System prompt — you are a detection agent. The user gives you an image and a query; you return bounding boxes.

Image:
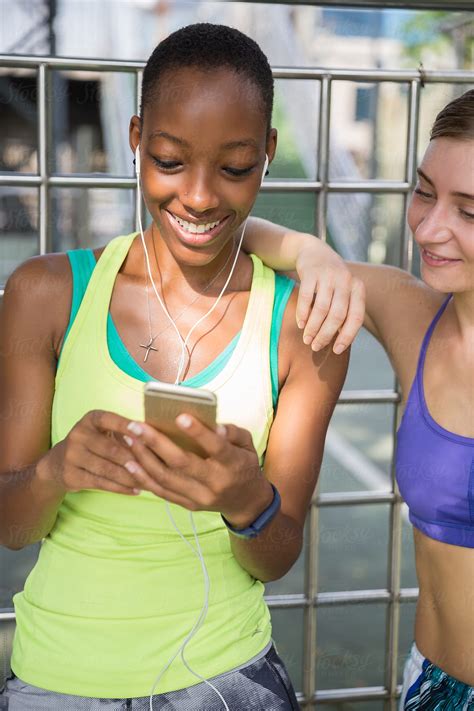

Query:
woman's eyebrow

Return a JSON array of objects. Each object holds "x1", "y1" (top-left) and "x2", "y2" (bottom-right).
[
  {"x1": 147, "y1": 130, "x2": 258, "y2": 152},
  {"x1": 417, "y1": 167, "x2": 474, "y2": 200},
  {"x1": 452, "y1": 190, "x2": 474, "y2": 200},
  {"x1": 221, "y1": 139, "x2": 259, "y2": 150},
  {"x1": 417, "y1": 168, "x2": 434, "y2": 186},
  {"x1": 148, "y1": 130, "x2": 187, "y2": 146}
]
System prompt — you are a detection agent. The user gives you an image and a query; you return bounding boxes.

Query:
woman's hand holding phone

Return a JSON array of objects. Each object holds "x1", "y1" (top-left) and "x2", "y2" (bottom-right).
[
  {"x1": 37, "y1": 409, "x2": 148, "y2": 496},
  {"x1": 35, "y1": 402, "x2": 271, "y2": 525},
  {"x1": 123, "y1": 415, "x2": 273, "y2": 527}
]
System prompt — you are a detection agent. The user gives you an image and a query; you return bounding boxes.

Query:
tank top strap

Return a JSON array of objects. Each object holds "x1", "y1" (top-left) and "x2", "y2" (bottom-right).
[
  {"x1": 56, "y1": 232, "x2": 137, "y2": 382},
  {"x1": 416, "y1": 293, "x2": 453, "y2": 383},
  {"x1": 399, "y1": 293, "x2": 452, "y2": 422}
]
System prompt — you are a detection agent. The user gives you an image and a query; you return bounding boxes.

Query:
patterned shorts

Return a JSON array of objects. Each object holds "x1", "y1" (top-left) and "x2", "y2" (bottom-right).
[
  {"x1": 0, "y1": 643, "x2": 300, "y2": 710},
  {"x1": 400, "y1": 641, "x2": 474, "y2": 710}
]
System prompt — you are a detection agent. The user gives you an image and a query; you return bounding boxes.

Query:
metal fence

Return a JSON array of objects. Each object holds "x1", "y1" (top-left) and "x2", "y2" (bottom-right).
[
  {"x1": 237, "y1": 0, "x2": 473, "y2": 7},
  {"x1": 0, "y1": 53, "x2": 472, "y2": 710}
]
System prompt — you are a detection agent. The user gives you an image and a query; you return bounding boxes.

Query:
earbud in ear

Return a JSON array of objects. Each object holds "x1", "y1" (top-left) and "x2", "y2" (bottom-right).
[
  {"x1": 134, "y1": 144, "x2": 140, "y2": 175},
  {"x1": 261, "y1": 154, "x2": 269, "y2": 185}
]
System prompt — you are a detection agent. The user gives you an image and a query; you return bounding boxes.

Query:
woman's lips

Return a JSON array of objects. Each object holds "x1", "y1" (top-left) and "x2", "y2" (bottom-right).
[
  {"x1": 165, "y1": 210, "x2": 231, "y2": 246},
  {"x1": 420, "y1": 247, "x2": 462, "y2": 268}
]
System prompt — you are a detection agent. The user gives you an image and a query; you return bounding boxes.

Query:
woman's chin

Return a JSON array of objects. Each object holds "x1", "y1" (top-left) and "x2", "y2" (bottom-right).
[{"x1": 420, "y1": 263, "x2": 467, "y2": 294}]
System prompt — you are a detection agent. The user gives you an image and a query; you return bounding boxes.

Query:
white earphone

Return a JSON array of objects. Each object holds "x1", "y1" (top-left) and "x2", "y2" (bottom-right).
[
  {"x1": 133, "y1": 143, "x2": 268, "y2": 711},
  {"x1": 261, "y1": 152, "x2": 269, "y2": 183}
]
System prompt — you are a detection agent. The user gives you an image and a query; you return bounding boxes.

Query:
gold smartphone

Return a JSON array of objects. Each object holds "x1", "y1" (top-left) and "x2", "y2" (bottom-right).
[{"x1": 144, "y1": 381, "x2": 217, "y2": 457}]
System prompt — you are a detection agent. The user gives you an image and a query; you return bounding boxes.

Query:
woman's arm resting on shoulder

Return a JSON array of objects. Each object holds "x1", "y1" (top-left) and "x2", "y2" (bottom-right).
[
  {"x1": 244, "y1": 217, "x2": 365, "y2": 354},
  {"x1": 226, "y1": 289, "x2": 349, "y2": 582},
  {"x1": 244, "y1": 217, "x2": 427, "y2": 356}
]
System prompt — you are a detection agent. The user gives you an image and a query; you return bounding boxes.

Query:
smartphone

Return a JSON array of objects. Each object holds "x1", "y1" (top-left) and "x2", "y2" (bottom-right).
[{"x1": 144, "y1": 381, "x2": 217, "y2": 457}]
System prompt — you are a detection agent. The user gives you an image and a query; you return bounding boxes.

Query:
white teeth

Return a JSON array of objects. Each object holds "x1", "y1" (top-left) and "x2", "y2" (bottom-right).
[
  {"x1": 171, "y1": 213, "x2": 221, "y2": 234},
  {"x1": 425, "y1": 250, "x2": 446, "y2": 261}
]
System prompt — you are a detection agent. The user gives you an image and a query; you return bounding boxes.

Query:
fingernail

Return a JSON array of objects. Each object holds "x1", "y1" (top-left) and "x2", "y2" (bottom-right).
[
  {"x1": 125, "y1": 461, "x2": 142, "y2": 475},
  {"x1": 123, "y1": 435, "x2": 134, "y2": 447},
  {"x1": 216, "y1": 424, "x2": 227, "y2": 437},
  {"x1": 303, "y1": 335, "x2": 312, "y2": 345},
  {"x1": 312, "y1": 342, "x2": 322, "y2": 352},
  {"x1": 333, "y1": 344, "x2": 346, "y2": 354},
  {"x1": 176, "y1": 414, "x2": 192, "y2": 429},
  {"x1": 127, "y1": 422, "x2": 143, "y2": 436},
  {"x1": 132, "y1": 488, "x2": 142, "y2": 495},
  {"x1": 297, "y1": 320, "x2": 305, "y2": 329}
]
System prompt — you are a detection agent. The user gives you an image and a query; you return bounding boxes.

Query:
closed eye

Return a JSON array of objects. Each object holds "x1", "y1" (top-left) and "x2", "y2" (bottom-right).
[
  {"x1": 152, "y1": 158, "x2": 181, "y2": 170},
  {"x1": 414, "y1": 188, "x2": 433, "y2": 199},
  {"x1": 151, "y1": 157, "x2": 256, "y2": 177},
  {"x1": 224, "y1": 165, "x2": 256, "y2": 177}
]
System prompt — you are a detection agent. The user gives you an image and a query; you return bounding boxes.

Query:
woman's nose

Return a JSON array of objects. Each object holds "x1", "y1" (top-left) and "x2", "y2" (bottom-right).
[
  {"x1": 181, "y1": 171, "x2": 219, "y2": 214},
  {"x1": 415, "y1": 203, "x2": 453, "y2": 243}
]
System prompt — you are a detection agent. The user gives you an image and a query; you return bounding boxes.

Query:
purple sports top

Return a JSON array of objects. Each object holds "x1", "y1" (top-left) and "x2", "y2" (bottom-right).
[{"x1": 396, "y1": 294, "x2": 474, "y2": 548}]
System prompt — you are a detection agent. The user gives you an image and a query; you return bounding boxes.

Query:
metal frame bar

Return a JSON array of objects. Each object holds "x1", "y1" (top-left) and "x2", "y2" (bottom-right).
[
  {"x1": 1, "y1": 52, "x2": 472, "y2": 708},
  {"x1": 232, "y1": 0, "x2": 474, "y2": 9}
]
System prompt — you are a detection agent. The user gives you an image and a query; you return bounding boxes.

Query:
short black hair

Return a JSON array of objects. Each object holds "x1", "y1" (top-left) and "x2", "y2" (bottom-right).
[{"x1": 140, "y1": 23, "x2": 274, "y2": 134}]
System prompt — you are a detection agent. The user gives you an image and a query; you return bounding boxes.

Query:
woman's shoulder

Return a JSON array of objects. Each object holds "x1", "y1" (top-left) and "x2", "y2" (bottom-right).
[
  {"x1": 360, "y1": 268, "x2": 449, "y2": 398},
  {"x1": 3, "y1": 252, "x2": 74, "y2": 359},
  {"x1": 4, "y1": 251, "x2": 72, "y2": 303},
  {"x1": 274, "y1": 283, "x2": 308, "y2": 385},
  {"x1": 4, "y1": 246, "x2": 107, "y2": 363}
]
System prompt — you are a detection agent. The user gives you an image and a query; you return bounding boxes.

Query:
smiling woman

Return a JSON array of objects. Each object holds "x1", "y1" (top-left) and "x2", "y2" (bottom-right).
[
  {"x1": 242, "y1": 88, "x2": 474, "y2": 710},
  {"x1": 0, "y1": 22, "x2": 351, "y2": 711},
  {"x1": 130, "y1": 65, "x2": 276, "y2": 267}
]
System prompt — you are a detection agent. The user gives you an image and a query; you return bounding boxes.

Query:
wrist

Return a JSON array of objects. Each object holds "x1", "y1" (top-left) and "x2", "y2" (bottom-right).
[
  {"x1": 36, "y1": 449, "x2": 67, "y2": 496},
  {"x1": 282, "y1": 230, "x2": 316, "y2": 261},
  {"x1": 295, "y1": 238, "x2": 342, "y2": 272},
  {"x1": 222, "y1": 479, "x2": 276, "y2": 530}
]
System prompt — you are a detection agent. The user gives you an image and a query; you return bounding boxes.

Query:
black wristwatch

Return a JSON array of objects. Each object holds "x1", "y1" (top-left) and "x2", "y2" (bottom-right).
[{"x1": 221, "y1": 484, "x2": 281, "y2": 539}]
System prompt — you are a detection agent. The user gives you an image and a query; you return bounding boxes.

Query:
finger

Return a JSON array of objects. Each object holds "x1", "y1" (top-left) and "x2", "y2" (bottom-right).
[
  {"x1": 309, "y1": 285, "x2": 350, "y2": 352},
  {"x1": 70, "y1": 466, "x2": 140, "y2": 496},
  {"x1": 86, "y1": 430, "x2": 139, "y2": 469},
  {"x1": 85, "y1": 409, "x2": 144, "y2": 440},
  {"x1": 295, "y1": 275, "x2": 318, "y2": 328},
  {"x1": 126, "y1": 428, "x2": 206, "y2": 501},
  {"x1": 125, "y1": 421, "x2": 191, "y2": 469},
  {"x1": 333, "y1": 279, "x2": 366, "y2": 353},
  {"x1": 302, "y1": 280, "x2": 334, "y2": 345},
  {"x1": 213, "y1": 422, "x2": 254, "y2": 451},
  {"x1": 176, "y1": 417, "x2": 255, "y2": 461},
  {"x1": 171, "y1": 413, "x2": 231, "y2": 460},
  {"x1": 123, "y1": 465, "x2": 201, "y2": 510},
  {"x1": 69, "y1": 447, "x2": 143, "y2": 490}
]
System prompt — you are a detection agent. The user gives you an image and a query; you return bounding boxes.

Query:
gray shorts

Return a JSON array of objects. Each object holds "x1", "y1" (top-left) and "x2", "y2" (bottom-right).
[{"x1": 0, "y1": 644, "x2": 300, "y2": 710}]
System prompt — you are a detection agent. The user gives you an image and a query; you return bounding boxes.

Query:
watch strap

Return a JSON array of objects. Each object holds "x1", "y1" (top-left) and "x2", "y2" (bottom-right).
[{"x1": 221, "y1": 483, "x2": 281, "y2": 539}]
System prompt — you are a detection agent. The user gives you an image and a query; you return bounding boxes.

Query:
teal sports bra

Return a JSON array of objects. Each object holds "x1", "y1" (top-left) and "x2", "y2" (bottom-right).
[{"x1": 60, "y1": 249, "x2": 295, "y2": 409}]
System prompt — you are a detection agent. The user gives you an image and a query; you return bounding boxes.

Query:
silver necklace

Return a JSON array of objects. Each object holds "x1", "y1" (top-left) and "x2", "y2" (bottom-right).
[{"x1": 139, "y1": 238, "x2": 235, "y2": 362}]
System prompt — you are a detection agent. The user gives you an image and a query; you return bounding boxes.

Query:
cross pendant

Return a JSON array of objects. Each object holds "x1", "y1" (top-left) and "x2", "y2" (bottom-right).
[{"x1": 139, "y1": 337, "x2": 158, "y2": 363}]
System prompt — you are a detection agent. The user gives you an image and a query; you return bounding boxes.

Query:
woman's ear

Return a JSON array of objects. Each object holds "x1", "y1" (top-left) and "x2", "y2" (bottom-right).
[
  {"x1": 129, "y1": 115, "x2": 141, "y2": 157},
  {"x1": 265, "y1": 127, "x2": 278, "y2": 172}
]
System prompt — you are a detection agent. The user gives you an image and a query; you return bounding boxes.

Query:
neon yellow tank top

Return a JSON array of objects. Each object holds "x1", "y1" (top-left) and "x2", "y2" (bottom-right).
[{"x1": 11, "y1": 232, "x2": 276, "y2": 697}]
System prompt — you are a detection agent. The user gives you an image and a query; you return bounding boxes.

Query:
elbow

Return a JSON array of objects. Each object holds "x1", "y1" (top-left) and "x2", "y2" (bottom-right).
[
  {"x1": 258, "y1": 559, "x2": 299, "y2": 584},
  {"x1": 0, "y1": 524, "x2": 43, "y2": 551},
  {"x1": 0, "y1": 536, "x2": 25, "y2": 552},
  {"x1": 6, "y1": 544, "x2": 25, "y2": 552},
  {"x1": 259, "y1": 535, "x2": 304, "y2": 584},
  {"x1": 258, "y1": 570, "x2": 286, "y2": 584}
]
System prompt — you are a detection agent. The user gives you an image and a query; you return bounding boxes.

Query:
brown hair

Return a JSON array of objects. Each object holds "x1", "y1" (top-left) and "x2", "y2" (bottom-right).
[{"x1": 430, "y1": 88, "x2": 474, "y2": 141}]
